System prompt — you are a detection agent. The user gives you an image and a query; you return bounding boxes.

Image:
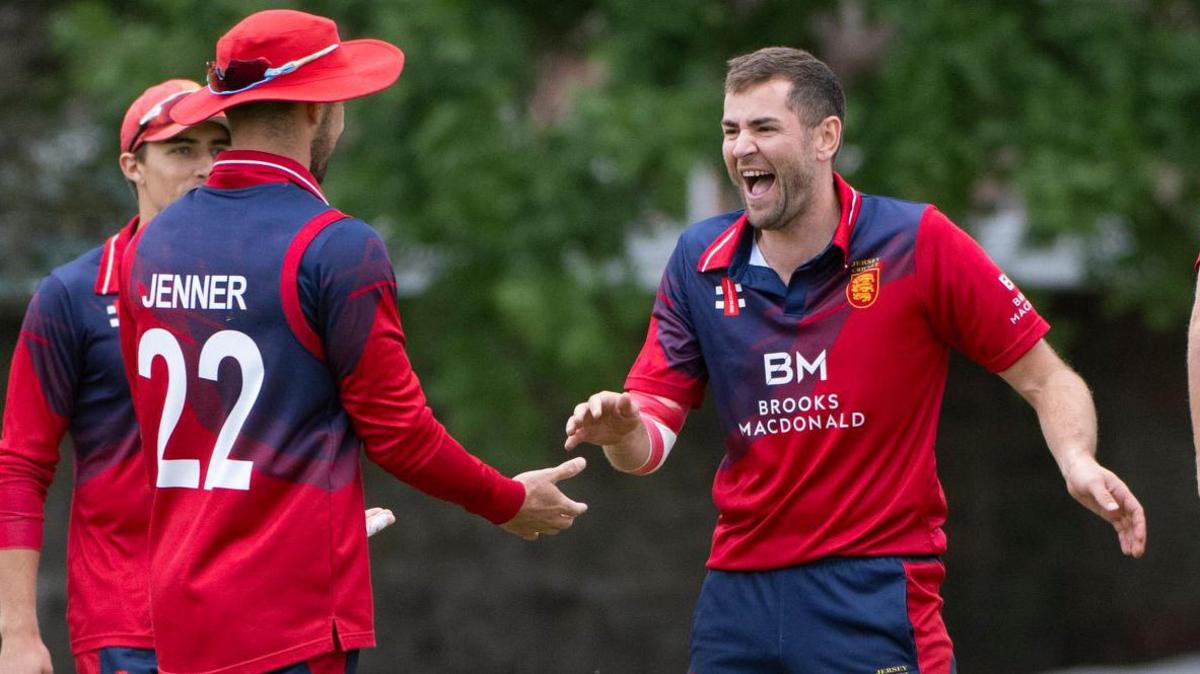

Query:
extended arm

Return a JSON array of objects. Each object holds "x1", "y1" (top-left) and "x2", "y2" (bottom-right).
[
  {"x1": 1187, "y1": 272, "x2": 1200, "y2": 497},
  {"x1": 1000, "y1": 339, "x2": 1146, "y2": 558},
  {"x1": 564, "y1": 390, "x2": 688, "y2": 474},
  {"x1": 309, "y1": 220, "x2": 586, "y2": 541}
]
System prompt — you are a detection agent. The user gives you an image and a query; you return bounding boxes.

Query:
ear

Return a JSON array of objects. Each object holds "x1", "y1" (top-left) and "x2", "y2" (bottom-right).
[
  {"x1": 812, "y1": 116, "x2": 843, "y2": 163},
  {"x1": 119, "y1": 151, "x2": 144, "y2": 184},
  {"x1": 302, "y1": 102, "x2": 326, "y2": 128}
]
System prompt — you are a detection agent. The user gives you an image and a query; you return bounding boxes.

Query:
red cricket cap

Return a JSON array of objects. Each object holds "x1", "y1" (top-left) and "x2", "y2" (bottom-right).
[
  {"x1": 170, "y1": 9, "x2": 404, "y2": 125},
  {"x1": 120, "y1": 79, "x2": 229, "y2": 153}
]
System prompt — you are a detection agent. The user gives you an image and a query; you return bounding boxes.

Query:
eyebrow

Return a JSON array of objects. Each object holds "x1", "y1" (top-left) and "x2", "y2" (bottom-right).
[
  {"x1": 162, "y1": 137, "x2": 199, "y2": 145},
  {"x1": 722, "y1": 116, "x2": 782, "y2": 127}
]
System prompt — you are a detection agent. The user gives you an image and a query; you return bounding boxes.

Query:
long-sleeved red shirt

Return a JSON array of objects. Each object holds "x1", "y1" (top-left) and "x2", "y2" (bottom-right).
[{"x1": 118, "y1": 151, "x2": 524, "y2": 674}]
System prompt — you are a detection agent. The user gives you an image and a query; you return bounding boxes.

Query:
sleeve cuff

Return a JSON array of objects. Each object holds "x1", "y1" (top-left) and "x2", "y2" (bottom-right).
[
  {"x1": 0, "y1": 518, "x2": 43, "y2": 550},
  {"x1": 478, "y1": 477, "x2": 526, "y2": 525}
]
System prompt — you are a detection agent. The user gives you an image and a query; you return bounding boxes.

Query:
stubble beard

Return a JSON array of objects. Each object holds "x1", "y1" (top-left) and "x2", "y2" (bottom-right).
[
  {"x1": 309, "y1": 109, "x2": 336, "y2": 184},
  {"x1": 744, "y1": 159, "x2": 814, "y2": 233}
]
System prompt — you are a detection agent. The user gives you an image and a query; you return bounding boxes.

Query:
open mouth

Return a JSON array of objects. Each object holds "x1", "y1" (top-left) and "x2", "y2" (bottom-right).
[{"x1": 741, "y1": 169, "x2": 776, "y2": 198}]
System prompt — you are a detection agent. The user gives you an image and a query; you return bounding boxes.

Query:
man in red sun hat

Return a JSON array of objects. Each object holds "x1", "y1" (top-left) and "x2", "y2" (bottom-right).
[
  {"x1": 0, "y1": 79, "x2": 227, "y2": 674},
  {"x1": 118, "y1": 10, "x2": 588, "y2": 673}
]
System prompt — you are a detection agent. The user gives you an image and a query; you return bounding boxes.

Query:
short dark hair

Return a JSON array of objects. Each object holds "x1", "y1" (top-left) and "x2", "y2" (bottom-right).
[
  {"x1": 725, "y1": 47, "x2": 845, "y2": 125},
  {"x1": 224, "y1": 100, "x2": 299, "y2": 138}
]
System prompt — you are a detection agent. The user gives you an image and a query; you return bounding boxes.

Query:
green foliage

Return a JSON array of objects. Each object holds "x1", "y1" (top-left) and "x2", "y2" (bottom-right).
[{"x1": 9, "y1": 0, "x2": 1200, "y2": 463}]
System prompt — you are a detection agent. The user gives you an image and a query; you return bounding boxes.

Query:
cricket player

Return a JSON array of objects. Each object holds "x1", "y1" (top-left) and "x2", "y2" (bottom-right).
[
  {"x1": 0, "y1": 79, "x2": 230, "y2": 674},
  {"x1": 118, "y1": 10, "x2": 587, "y2": 673},
  {"x1": 0, "y1": 78, "x2": 396, "y2": 674},
  {"x1": 565, "y1": 47, "x2": 1146, "y2": 674}
]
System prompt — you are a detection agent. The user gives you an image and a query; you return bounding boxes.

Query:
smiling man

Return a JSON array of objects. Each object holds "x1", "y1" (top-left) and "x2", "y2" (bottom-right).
[{"x1": 565, "y1": 47, "x2": 1146, "y2": 674}]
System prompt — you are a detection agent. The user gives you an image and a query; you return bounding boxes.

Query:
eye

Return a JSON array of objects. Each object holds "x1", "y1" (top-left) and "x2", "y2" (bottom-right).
[
  {"x1": 172, "y1": 146, "x2": 193, "y2": 156},
  {"x1": 722, "y1": 127, "x2": 738, "y2": 139}
]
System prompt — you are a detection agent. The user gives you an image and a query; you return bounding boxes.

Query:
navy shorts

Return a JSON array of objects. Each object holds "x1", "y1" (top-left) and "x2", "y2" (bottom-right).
[
  {"x1": 75, "y1": 647, "x2": 157, "y2": 674},
  {"x1": 269, "y1": 650, "x2": 359, "y2": 674},
  {"x1": 688, "y1": 556, "x2": 956, "y2": 674}
]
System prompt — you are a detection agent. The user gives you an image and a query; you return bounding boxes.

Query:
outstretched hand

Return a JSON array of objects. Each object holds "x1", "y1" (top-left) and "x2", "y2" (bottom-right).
[
  {"x1": 501, "y1": 457, "x2": 588, "y2": 541},
  {"x1": 1064, "y1": 457, "x2": 1146, "y2": 558},
  {"x1": 564, "y1": 391, "x2": 642, "y2": 450}
]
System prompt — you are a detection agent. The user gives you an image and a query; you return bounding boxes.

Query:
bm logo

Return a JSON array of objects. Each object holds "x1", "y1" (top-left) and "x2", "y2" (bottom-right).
[{"x1": 763, "y1": 350, "x2": 827, "y2": 386}]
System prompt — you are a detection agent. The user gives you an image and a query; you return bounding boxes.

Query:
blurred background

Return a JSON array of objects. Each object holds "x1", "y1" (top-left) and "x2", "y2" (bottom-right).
[{"x1": 1, "y1": 0, "x2": 1199, "y2": 672}]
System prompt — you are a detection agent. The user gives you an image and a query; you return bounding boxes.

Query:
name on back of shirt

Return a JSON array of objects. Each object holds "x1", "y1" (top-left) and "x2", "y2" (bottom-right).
[{"x1": 140, "y1": 273, "x2": 248, "y2": 310}]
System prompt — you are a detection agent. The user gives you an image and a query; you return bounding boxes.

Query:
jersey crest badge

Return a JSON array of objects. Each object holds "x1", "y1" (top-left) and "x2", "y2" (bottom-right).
[
  {"x1": 846, "y1": 258, "x2": 881, "y2": 309},
  {"x1": 715, "y1": 277, "x2": 744, "y2": 316}
]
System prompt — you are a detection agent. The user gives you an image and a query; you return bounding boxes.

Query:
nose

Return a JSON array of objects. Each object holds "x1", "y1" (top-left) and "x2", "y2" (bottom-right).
[
  {"x1": 197, "y1": 156, "x2": 216, "y2": 179},
  {"x1": 730, "y1": 131, "x2": 757, "y2": 159}
]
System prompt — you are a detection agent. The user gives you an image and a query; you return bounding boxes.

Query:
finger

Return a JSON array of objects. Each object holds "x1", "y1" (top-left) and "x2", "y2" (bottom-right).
[
  {"x1": 548, "y1": 456, "x2": 587, "y2": 483},
  {"x1": 1112, "y1": 487, "x2": 1147, "y2": 558},
  {"x1": 1088, "y1": 481, "x2": 1121, "y2": 514},
  {"x1": 617, "y1": 393, "x2": 638, "y2": 419},
  {"x1": 542, "y1": 518, "x2": 577, "y2": 534},
  {"x1": 564, "y1": 429, "x2": 587, "y2": 451},
  {"x1": 365, "y1": 507, "x2": 382, "y2": 518},
  {"x1": 366, "y1": 508, "x2": 396, "y2": 538},
  {"x1": 589, "y1": 394, "x2": 606, "y2": 419},
  {"x1": 573, "y1": 401, "x2": 591, "y2": 420},
  {"x1": 559, "y1": 498, "x2": 588, "y2": 517}
]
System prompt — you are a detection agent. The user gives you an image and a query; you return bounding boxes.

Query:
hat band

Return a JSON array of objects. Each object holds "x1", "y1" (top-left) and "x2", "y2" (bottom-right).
[
  {"x1": 207, "y1": 43, "x2": 340, "y2": 96},
  {"x1": 127, "y1": 88, "x2": 194, "y2": 152}
]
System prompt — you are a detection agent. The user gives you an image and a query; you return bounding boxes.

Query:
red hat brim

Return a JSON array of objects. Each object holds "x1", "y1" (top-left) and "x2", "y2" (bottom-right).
[{"x1": 171, "y1": 38, "x2": 403, "y2": 125}]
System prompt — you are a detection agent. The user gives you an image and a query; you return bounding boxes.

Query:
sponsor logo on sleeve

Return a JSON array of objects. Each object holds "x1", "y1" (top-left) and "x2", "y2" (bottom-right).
[{"x1": 999, "y1": 273, "x2": 1034, "y2": 325}]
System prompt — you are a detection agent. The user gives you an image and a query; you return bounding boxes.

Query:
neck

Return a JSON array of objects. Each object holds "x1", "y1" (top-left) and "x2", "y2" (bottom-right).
[
  {"x1": 229, "y1": 131, "x2": 312, "y2": 170},
  {"x1": 757, "y1": 173, "x2": 841, "y2": 283},
  {"x1": 136, "y1": 205, "x2": 155, "y2": 229}
]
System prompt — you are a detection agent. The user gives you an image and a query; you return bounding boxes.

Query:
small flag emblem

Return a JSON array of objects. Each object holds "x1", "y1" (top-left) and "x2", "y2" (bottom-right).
[{"x1": 715, "y1": 277, "x2": 745, "y2": 316}]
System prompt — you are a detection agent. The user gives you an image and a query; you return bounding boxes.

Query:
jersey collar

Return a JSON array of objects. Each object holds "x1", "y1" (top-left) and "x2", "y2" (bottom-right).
[
  {"x1": 94, "y1": 216, "x2": 139, "y2": 295},
  {"x1": 696, "y1": 172, "x2": 861, "y2": 273},
  {"x1": 206, "y1": 149, "x2": 330, "y2": 205}
]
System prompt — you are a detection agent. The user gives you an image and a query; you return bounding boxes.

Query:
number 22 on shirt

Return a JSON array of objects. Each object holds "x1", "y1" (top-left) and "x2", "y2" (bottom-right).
[{"x1": 137, "y1": 328, "x2": 262, "y2": 491}]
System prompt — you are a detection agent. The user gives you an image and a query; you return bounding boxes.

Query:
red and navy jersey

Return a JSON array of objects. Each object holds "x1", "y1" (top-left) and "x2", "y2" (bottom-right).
[
  {"x1": 118, "y1": 151, "x2": 524, "y2": 674},
  {"x1": 626, "y1": 174, "x2": 1049, "y2": 571},
  {"x1": 0, "y1": 220, "x2": 154, "y2": 654}
]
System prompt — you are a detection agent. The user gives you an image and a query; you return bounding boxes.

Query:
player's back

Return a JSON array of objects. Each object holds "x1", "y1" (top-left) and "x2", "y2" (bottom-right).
[{"x1": 123, "y1": 171, "x2": 376, "y2": 672}]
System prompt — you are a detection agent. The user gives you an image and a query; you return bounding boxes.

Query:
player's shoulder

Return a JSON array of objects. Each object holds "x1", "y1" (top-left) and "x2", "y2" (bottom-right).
[
  {"x1": 302, "y1": 214, "x2": 389, "y2": 269},
  {"x1": 676, "y1": 209, "x2": 746, "y2": 263},
  {"x1": 45, "y1": 244, "x2": 104, "y2": 298},
  {"x1": 856, "y1": 191, "x2": 931, "y2": 233}
]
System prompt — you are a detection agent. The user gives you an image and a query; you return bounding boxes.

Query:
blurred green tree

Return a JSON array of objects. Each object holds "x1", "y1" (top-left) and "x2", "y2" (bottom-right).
[{"x1": 5, "y1": 0, "x2": 1198, "y2": 464}]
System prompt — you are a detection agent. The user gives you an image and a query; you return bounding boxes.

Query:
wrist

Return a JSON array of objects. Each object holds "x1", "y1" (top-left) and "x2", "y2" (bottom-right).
[
  {"x1": 0, "y1": 617, "x2": 40, "y2": 640},
  {"x1": 1057, "y1": 449, "x2": 1094, "y2": 480}
]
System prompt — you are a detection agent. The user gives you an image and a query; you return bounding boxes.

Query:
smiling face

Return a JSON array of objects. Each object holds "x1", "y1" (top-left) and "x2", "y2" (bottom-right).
[{"x1": 721, "y1": 78, "x2": 821, "y2": 233}]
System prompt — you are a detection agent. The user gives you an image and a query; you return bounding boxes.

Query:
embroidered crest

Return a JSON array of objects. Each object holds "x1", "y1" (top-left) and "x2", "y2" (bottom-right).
[{"x1": 846, "y1": 258, "x2": 882, "y2": 309}]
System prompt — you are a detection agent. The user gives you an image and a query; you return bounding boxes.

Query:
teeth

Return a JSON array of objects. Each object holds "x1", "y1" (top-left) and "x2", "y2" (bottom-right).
[{"x1": 741, "y1": 170, "x2": 770, "y2": 178}]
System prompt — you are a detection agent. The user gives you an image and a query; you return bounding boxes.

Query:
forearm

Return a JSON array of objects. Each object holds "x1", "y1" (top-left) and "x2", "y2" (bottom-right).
[
  {"x1": 1030, "y1": 366, "x2": 1098, "y2": 477},
  {"x1": 0, "y1": 549, "x2": 41, "y2": 639},
  {"x1": 1188, "y1": 297, "x2": 1200, "y2": 464},
  {"x1": 602, "y1": 424, "x2": 653, "y2": 474},
  {"x1": 605, "y1": 391, "x2": 687, "y2": 475}
]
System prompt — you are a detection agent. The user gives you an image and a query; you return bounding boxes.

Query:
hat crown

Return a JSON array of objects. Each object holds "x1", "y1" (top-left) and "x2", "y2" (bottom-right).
[
  {"x1": 216, "y1": 9, "x2": 341, "y2": 68},
  {"x1": 121, "y1": 78, "x2": 204, "y2": 152}
]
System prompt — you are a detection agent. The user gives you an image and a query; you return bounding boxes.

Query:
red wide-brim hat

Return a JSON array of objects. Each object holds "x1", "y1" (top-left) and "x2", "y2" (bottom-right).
[{"x1": 171, "y1": 9, "x2": 404, "y2": 126}]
